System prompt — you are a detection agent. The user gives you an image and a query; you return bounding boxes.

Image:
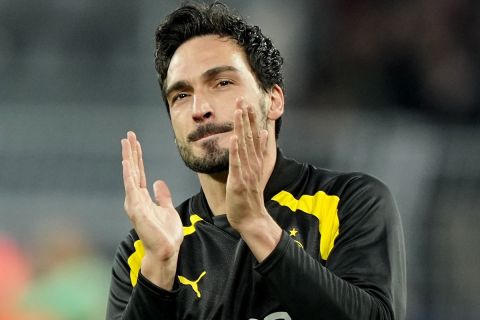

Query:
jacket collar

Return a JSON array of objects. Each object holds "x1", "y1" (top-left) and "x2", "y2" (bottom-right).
[{"x1": 191, "y1": 148, "x2": 305, "y2": 221}]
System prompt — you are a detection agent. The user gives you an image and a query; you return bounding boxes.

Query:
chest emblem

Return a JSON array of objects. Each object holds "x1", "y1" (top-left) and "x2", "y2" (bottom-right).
[
  {"x1": 289, "y1": 228, "x2": 298, "y2": 237},
  {"x1": 178, "y1": 271, "x2": 206, "y2": 298},
  {"x1": 289, "y1": 228, "x2": 304, "y2": 249}
]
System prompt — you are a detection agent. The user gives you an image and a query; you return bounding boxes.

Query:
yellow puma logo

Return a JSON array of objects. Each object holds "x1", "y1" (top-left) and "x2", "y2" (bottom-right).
[{"x1": 178, "y1": 271, "x2": 206, "y2": 298}]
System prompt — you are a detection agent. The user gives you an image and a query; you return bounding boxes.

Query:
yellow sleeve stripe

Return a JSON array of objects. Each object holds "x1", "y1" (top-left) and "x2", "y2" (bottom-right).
[
  {"x1": 127, "y1": 240, "x2": 144, "y2": 287},
  {"x1": 271, "y1": 190, "x2": 340, "y2": 260},
  {"x1": 127, "y1": 214, "x2": 204, "y2": 287}
]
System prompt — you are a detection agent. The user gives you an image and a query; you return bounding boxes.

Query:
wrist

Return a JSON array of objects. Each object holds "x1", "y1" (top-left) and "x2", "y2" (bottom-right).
[
  {"x1": 141, "y1": 252, "x2": 179, "y2": 291},
  {"x1": 237, "y1": 213, "x2": 282, "y2": 263}
]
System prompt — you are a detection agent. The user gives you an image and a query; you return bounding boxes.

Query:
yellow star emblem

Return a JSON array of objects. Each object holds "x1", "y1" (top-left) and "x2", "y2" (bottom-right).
[{"x1": 289, "y1": 228, "x2": 299, "y2": 237}]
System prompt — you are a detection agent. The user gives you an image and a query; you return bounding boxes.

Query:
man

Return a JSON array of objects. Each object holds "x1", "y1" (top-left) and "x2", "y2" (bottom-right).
[{"x1": 106, "y1": 2, "x2": 406, "y2": 320}]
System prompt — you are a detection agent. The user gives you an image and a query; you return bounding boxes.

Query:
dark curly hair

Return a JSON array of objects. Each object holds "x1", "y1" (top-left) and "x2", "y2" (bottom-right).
[{"x1": 154, "y1": 1, "x2": 284, "y2": 138}]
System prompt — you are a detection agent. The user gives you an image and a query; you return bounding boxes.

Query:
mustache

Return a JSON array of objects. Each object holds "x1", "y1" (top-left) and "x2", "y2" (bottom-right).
[{"x1": 187, "y1": 122, "x2": 234, "y2": 142}]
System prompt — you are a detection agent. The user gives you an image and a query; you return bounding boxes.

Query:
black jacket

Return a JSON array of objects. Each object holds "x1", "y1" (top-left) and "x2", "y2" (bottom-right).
[{"x1": 106, "y1": 150, "x2": 406, "y2": 320}]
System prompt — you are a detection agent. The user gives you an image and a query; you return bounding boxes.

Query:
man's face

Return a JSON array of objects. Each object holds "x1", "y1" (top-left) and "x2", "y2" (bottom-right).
[{"x1": 165, "y1": 35, "x2": 268, "y2": 173}]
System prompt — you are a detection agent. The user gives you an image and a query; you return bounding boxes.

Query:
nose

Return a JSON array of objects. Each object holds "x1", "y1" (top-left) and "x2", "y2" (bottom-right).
[{"x1": 191, "y1": 94, "x2": 213, "y2": 122}]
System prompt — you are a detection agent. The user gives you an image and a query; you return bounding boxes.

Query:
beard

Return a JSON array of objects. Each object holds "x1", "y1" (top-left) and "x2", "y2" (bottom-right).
[
  {"x1": 176, "y1": 122, "x2": 232, "y2": 174},
  {"x1": 175, "y1": 99, "x2": 267, "y2": 174}
]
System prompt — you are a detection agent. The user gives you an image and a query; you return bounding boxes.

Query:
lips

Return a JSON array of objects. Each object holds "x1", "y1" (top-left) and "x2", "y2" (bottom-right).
[{"x1": 187, "y1": 123, "x2": 234, "y2": 142}]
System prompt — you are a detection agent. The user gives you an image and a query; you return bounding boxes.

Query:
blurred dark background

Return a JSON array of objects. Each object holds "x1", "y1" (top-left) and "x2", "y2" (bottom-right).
[{"x1": 1, "y1": 0, "x2": 479, "y2": 319}]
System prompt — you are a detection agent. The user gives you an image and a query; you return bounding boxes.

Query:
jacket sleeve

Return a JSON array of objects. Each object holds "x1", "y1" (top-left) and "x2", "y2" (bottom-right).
[
  {"x1": 105, "y1": 231, "x2": 178, "y2": 320},
  {"x1": 255, "y1": 175, "x2": 407, "y2": 320}
]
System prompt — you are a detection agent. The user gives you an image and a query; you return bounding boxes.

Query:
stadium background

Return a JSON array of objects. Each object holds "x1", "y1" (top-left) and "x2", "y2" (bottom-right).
[{"x1": 1, "y1": 0, "x2": 479, "y2": 319}]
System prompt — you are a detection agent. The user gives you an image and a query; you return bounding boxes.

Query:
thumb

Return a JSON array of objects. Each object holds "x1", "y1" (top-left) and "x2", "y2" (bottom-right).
[{"x1": 153, "y1": 180, "x2": 173, "y2": 208}]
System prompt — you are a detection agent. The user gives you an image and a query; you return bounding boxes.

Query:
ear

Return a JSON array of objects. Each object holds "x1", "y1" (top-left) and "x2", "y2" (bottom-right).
[{"x1": 266, "y1": 84, "x2": 284, "y2": 121}]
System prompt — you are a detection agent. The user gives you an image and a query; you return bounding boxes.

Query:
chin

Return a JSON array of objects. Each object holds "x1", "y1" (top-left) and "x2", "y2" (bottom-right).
[{"x1": 177, "y1": 138, "x2": 230, "y2": 173}]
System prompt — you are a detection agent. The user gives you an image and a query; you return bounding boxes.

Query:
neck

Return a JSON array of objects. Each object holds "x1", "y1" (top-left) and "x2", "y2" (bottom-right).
[{"x1": 198, "y1": 133, "x2": 277, "y2": 216}]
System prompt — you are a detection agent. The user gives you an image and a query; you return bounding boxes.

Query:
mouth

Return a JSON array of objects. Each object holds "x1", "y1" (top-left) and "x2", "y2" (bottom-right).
[
  {"x1": 188, "y1": 123, "x2": 234, "y2": 142},
  {"x1": 199, "y1": 130, "x2": 234, "y2": 141}
]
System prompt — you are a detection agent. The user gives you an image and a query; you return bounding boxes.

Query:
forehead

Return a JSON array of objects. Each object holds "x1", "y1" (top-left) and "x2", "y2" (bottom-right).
[{"x1": 166, "y1": 35, "x2": 252, "y2": 85}]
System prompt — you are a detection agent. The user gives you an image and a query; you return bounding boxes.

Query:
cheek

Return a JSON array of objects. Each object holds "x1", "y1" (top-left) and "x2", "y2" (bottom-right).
[
  {"x1": 209, "y1": 91, "x2": 236, "y2": 111},
  {"x1": 170, "y1": 118, "x2": 187, "y2": 141}
]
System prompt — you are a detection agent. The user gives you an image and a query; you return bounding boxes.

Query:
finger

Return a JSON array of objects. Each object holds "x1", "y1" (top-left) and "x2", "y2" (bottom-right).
[
  {"x1": 242, "y1": 105, "x2": 257, "y2": 160},
  {"x1": 242, "y1": 106, "x2": 254, "y2": 151},
  {"x1": 247, "y1": 106, "x2": 261, "y2": 157},
  {"x1": 127, "y1": 131, "x2": 140, "y2": 184},
  {"x1": 122, "y1": 160, "x2": 139, "y2": 206},
  {"x1": 122, "y1": 138, "x2": 135, "y2": 180},
  {"x1": 123, "y1": 137, "x2": 138, "y2": 186},
  {"x1": 122, "y1": 159, "x2": 131, "y2": 193},
  {"x1": 228, "y1": 135, "x2": 242, "y2": 182},
  {"x1": 121, "y1": 138, "x2": 130, "y2": 162},
  {"x1": 137, "y1": 141, "x2": 147, "y2": 189},
  {"x1": 153, "y1": 180, "x2": 174, "y2": 208},
  {"x1": 128, "y1": 131, "x2": 139, "y2": 167},
  {"x1": 234, "y1": 108, "x2": 249, "y2": 168},
  {"x1": 234, "y1": 97, "x2": 246, "y2": 137}
]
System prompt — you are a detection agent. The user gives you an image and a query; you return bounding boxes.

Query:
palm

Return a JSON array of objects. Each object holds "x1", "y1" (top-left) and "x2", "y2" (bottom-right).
[
  {"x1": 131, "y1": 186, "x2": 183, "y2": 258},
  {"x1": 121, "y1": 131, "x2": 183, "y2": 261}
]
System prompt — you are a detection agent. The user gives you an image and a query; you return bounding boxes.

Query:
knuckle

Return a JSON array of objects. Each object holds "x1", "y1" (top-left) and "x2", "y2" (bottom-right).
[
  {"x1": 129, "y1": 207, "x2": 146, "y2": 224},
  {"x1": 232, "y1": 182, "x2": 247, "y2": 193}
]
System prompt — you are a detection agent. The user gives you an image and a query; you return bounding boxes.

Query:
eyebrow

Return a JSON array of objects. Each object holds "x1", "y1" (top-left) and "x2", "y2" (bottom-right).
[
  {"x1": 165, "y1": 65, "x2": 239, "y2": 100},
  {"x1": 201, "y1": 65, "x2": 239, "y2": 81},
  {"x1": 165, "y1": 80, "x2": 193, "y2": 101}
]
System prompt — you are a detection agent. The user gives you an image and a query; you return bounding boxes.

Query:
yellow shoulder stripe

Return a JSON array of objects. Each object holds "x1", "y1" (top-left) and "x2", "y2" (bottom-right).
[
  {"x1": 127, "y1": 214, "x2": 204, "y2": 287},
  {"x1": 183, "y1": 214, "x2": 204, "y2": 236},
  {"x1": 271, "y1": 190, "x2": 340, "y2": 260}
]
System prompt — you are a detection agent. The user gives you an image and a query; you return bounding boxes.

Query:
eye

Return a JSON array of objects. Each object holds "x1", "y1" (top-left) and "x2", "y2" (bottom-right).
[
  {"x1": 172, "y1": 92, "x2": 189, "y2": 104},
  {"x1": 216, "y1": 79, "x2": 233, "y2": 87}
]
